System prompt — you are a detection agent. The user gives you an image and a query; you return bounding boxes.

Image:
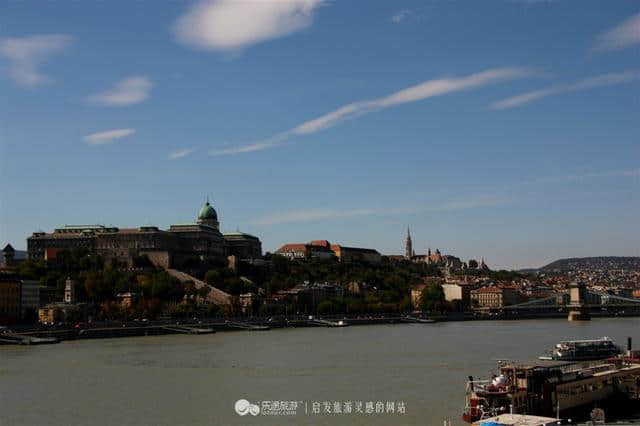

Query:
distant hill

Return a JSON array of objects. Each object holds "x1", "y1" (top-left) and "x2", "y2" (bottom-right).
[{"x1": 540, "y1": 256, "x2": 640, "y2": 272}]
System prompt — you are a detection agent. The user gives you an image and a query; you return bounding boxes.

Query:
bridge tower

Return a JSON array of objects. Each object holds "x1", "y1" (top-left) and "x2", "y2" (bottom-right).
[{"x1": 568, "y1": 282, "x2": 590, "y2": 321}]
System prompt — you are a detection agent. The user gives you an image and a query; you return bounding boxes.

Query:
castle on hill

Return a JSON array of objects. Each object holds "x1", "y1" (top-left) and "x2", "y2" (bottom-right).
[{"x1": 403, "y1": 227, "x2": 489, "y2": 272}]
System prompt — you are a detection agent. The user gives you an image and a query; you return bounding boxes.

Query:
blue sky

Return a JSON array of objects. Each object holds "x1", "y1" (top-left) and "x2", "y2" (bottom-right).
[{"x1": 1, "y1": 0, "x2": 638, "y2": 269}]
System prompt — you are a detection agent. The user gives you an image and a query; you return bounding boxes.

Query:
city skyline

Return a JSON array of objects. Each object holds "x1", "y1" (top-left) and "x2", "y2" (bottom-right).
[{"x1": 1, "y1": 0, "x2": 639, "y2": 269}]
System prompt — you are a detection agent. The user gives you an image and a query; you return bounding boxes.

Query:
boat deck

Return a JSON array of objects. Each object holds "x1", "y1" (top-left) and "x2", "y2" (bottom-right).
[{"x1": 472, "y1": 414, "x2": 559, "y2": 426}]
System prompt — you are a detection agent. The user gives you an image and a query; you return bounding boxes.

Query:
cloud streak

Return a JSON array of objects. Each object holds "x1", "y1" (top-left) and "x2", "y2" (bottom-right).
[
  {"x1": 490, "y1": 88, "x2": 559, "y2": 109},
  {"x1": 168, "y1": 148, "x2": 195, "y2": 160},
  {"x1": 83, "y1": 128, "x2": 136, "y2": 145},
  {"x1": 210, "y1": 67, "x2": 532, "y2": 156},
  {"x1": 173, "y1": 0, "x2": 325, "y2": 51},
  {"x1": 594, "y1": 12, "x2": 640, "y2": 51},
  {"x1": 391, "y1": 10, "x2": 414, "y2": 24},
  {"x1": 0, "y1": 34, "x2": 70, "y2": 87},
  {"x1": 88, "y1": 76, "x2": 152, "y2": 106},
  {"x1": 253, "y1": 166, "x2": 638, "y2": 226},
  {"x1": 520, "y1": 168, "x2": 640, "y2": 187},
  {"x1": 252, "y1": 195, "x2": 508, "y2": 225},
  {"x1": 490, "y1": 70, "x2": 640, "y2": 109},
  {"x1": 557, "y1": 168, "x2": 640, "y2": 182}
]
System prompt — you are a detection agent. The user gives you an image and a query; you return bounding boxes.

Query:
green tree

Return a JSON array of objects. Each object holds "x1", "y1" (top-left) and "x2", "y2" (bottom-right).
[
  {"x1": 40, "y1": 270, "x2": 61, "y2": 288},
  {"x1": 17, "y1": 258, "x2": 47, "y2": 280},
  {"x1": 317, "y1": 300, "x2": 336, "y2": 315},
  {"x1": 84, "y1": 270, "x2": 113, "y2": 301},
  {"x1": 204, "y1": 270, "x2": 221, "y2": 286},
  {"x1": 150, "y1": 271, "x2": 184, "y2": 301},
  {"x1": 171, "y1": 302, "x2": 196, "y2": 318},
  {"x1": 224, "y1": 276, "x2": 245, "y2": 295},
  {"x1": 184, "y1": 280, "x2": 197, "y2": 297},
  {"x1": 419, "y1": 283, "x2": 446, "y2": 312},
  {"x1": 197, "y1": 286, "x2": 211, "y2": 300}
]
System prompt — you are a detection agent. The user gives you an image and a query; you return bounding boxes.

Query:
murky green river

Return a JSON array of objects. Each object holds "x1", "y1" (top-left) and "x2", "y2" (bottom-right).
[{"x1": 2, "y1": 318, "x2": 639, "y2": 425}]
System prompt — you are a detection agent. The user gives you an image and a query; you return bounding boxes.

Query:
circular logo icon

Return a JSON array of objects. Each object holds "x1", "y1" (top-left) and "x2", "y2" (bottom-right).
[
  {"x1": 235, "y1": 399, "x2": 259, "y2": 416},
  {"x1": 249, "y1": 404, "x2": 260, "y2": 416}
]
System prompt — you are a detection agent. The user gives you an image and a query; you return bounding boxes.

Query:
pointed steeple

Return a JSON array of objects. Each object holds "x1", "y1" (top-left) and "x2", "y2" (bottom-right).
[
  {"x1": 480, "y1": 257, "x2": 487, "y2": 270},
  {"x1": 405, "y1": 226, "x2": 413, "y2": 259}
]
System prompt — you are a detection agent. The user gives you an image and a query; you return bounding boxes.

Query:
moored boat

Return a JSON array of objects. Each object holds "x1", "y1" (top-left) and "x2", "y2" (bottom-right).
[
  {"x1": 539, "y1": 337, "x2": 622, "y2": 361},
  {"x1": 463, "y1": 357, "x2": 640, "y2": 423}
]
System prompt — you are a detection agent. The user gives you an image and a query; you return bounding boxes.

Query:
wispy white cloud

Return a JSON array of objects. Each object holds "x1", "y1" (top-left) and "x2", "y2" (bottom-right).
[
  {"x1": 490, "y1": 88, "x2": 559, "y2": 109},
  {"x1": 490, "y1": 70, "x2": 640, "y2": 109},
  {"x1": 168, "y1": 148, "x2": 195, "y2": 160},
  {"x1": 88, "y1": 76, "x2": 152, "y2": 106},
  {"x1": 257, "y1": 168, "x2": 636, "y2": 226},
  {"x1": 0, "y1": 34, "x2": 70, "y2": 87},
  {"x1": 439, "y1": 195, "x2": 510, "y2": 211},
  {"x1": 209, "y1": 141, "x2": 277, "y2": 156},
  {"x1": 83, "y1": 128, "x2": 135, "y2": 145},
  {"x1": 508, "y1": 0, "x2": 557, "y2": 4},
  {"x1": 391, "y1": 10, "x2": 414, "y2": 24},
  {"x1": 568, "y1": 70, "x2": 640, "y2": 90},
  {"x1": 254, "y1": 208, "x2": 378, "y2": 225},
  {"x1": 252, "y1": 195, "x2": 508, "y2": 225},
  {"x1": 173, "y1": 0, "x2": 325, "y2": 51},
  {"x1": 210, "y1": 67, "x2": 532, "y2": 156},
  {"x1": 563, "y1": 168, "x2": 640, "y2": 181},
  {"x1": 594, "y1": 12, "x2": 640, "y2": 51},
  {"x1": 523, "y1": 168, "x2": 640, "y2": 185}
]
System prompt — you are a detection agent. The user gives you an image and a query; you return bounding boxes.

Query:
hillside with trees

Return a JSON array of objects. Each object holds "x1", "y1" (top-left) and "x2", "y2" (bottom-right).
[{"x1": 14, "y1": 248, "x2": 449, "y2": 319}]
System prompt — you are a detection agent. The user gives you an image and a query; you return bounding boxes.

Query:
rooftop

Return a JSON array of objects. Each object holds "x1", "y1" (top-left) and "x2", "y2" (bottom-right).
[
  {"x1": 277, "y1": 243, "x2": 308, "y2": 252},
  {"x1": 331, "y1": 244, "x2": 379, "y2": 254},
  {"x1": 223, "y1": 231, "x2": 259, "y2": 240}
]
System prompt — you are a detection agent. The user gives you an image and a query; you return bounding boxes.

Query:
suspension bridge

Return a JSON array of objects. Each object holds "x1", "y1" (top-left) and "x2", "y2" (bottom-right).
[{"x1": 475, "y1": 283, "x2": 640, "y2": 320}]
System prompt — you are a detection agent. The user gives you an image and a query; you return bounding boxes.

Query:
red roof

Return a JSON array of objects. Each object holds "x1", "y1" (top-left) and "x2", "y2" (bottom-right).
[
  {"x1": 276, "y1": 243, "x2": 308, "y2": 253},
  {"x1": 310, "y1": 240, "x2": 331, "y2": 248}
]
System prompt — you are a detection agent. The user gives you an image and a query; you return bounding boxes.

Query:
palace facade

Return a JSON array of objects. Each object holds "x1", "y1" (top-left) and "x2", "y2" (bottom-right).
[{"x1": 27, "y1": 201, "x2": 262, "y2": 268}]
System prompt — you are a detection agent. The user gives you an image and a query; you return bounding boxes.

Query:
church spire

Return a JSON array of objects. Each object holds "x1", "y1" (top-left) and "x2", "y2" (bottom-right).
[{"x1": 405, "y1": 226, "x2": 413, "y2": 259}]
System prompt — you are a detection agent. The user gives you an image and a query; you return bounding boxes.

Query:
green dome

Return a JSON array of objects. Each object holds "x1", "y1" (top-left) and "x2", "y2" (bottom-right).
[{"x1": 198, "y1": 202, "x2": 217, "y2": 220}]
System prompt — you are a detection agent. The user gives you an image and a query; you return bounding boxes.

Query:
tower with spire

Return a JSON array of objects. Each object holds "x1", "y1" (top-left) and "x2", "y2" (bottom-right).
[{"x1": 405, "y1": 226, "x2": 413, "y2": 259}]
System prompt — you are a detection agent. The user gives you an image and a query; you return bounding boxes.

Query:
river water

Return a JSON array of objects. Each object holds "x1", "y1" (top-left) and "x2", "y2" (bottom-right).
[{"x1": 2, "y1": 318, "x2": 639, "y2": 425}]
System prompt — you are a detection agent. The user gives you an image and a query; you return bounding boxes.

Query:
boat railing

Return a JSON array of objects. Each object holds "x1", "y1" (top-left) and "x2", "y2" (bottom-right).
[
  {"x1": 561, "y1": 361, "x2": 615, "y2": 374},
  {"x1": 466, "y1": 379, "x2": 513, "y2": 394},
  {"x1": 463, "y1": 403, "x2": 501, "y2": 419}
]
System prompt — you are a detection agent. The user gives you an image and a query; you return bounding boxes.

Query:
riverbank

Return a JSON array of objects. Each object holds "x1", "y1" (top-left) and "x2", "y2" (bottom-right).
[
  {"x1": 3, "y1": 315, "x2": 424, "y2": 344},
  {"x1": 4, "y1": 309, "x2": 640, "y2": 345}
]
